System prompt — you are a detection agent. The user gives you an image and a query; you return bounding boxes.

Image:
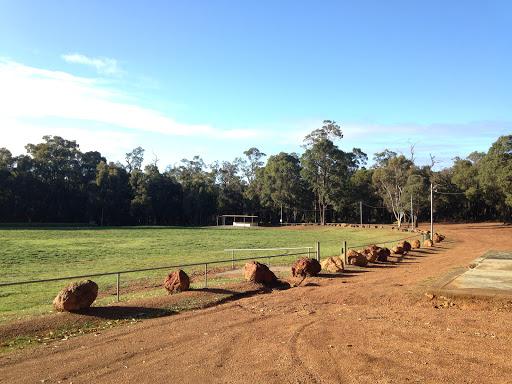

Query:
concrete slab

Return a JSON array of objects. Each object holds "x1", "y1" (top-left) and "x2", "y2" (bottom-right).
[{"x1": 428, "y1": 250, "x2": 512, "y2": 299}]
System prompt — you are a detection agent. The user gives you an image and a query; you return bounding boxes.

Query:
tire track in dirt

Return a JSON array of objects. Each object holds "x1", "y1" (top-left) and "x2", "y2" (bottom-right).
[{"x1": 286, "y1": 320, "x2": 323, "y2": 384}]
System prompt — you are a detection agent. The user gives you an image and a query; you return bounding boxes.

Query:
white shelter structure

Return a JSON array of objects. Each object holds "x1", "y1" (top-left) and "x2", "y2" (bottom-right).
[{"x1": 218, "y1": 215, "x2": 259, "y2": 227}]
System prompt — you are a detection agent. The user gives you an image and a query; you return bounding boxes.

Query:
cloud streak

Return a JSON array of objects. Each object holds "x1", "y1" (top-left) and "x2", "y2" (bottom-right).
[
  {"x1": 0, "y1": 59, "x2": 257, "y2": 139},
  {"x1": 0, "y1": 59, "x2": 509, "y2": 170},
  {"x1": 61, "y1": 53, "x2": 125, "y2": 76}
]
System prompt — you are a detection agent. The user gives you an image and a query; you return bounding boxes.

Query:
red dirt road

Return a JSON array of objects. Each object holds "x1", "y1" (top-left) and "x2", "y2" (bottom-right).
[{"x1": 1, "y1": 223, "x2": 512, "y2": 383}]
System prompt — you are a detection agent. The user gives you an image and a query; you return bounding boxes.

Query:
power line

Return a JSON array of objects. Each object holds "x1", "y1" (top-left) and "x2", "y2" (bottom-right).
[
  {"x1": 361, "y1": 202, "x2": 387, "y2": 209},
  {"x1": 337, "y1": 201, "x2": 361, "y2": 209},
  {"x1": 435, "y1": 191, "x2": 466, "y2": 195}
]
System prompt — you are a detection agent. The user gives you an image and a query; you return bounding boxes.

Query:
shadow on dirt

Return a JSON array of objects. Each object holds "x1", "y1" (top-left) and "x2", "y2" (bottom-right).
[
  {"x1": 71, "y1": 306, "x2": 177, "y2": 320},
  {"x1": 197, "y1": 281, "x2": 292, "y2": 309}
]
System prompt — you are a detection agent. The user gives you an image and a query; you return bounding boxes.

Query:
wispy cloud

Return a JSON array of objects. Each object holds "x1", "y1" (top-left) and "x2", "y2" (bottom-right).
[
  {"x1": 1, "y1": 59, "x2": 508, "y2": 169},
  {"x1": 0, "y1": 117, "x2": 137, "y2": 161},
  {"x1": 0, "y1": 59, "x2": 265, "y2": 164},
  {"x1": 61, "y1": 53, "x2": 125, "y2": 76},
  {"x1": 0, "y1": 59, "x2": 234, "y2": 137}
]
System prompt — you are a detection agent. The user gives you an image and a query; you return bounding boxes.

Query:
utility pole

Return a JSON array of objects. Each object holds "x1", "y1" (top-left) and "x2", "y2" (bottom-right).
[
  {"x1": 430, "y1": 183, "x2": 434, "y2": 238},
  {"x1": 280, "y1": 205, "x2": 283, "y2": 225},
  {"x1": 360, "y1": 201, "x2": 363, "y2": 227},
  {"x1": 411, "y1": 195, "x2": 414, "y2": 230}
]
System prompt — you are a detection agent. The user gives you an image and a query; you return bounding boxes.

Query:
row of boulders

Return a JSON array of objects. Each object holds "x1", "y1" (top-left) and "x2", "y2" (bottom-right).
[
  {"x1": 53, "y1": 232, "x2": 445, "y2": 312},
  {"x1": 52, "y1": 268, "x2": 194, "y2": 312},
  {"x1": 342, "y1": 236, "x2": 439, "y2": 267}
]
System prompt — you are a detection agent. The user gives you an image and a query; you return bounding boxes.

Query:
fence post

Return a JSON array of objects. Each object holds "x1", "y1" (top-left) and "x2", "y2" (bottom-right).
[
  {"x1": 231, "y1": 250, "x2": 234, "y2": 268},
  {"x1": 117, "y1": 273, "x2": 120, "y2": 302},
  {"x1": 204, "y1": 263, "x2": 208, "y2": 288},
  {"x1": 343, "y1": 241, "x2": 347, "y2": 265},
  {"x1": 267, "y1": 256, "x2": 270, "y2": 267},
  {"x1": 315, "y1": 242, "x2": 320, "y2": 261}
]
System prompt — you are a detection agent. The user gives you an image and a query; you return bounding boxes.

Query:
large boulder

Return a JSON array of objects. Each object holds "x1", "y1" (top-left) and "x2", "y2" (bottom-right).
[
  {"x1": 412, "y1": 239, "x2": 421, "y2": 249},
  {"x1": 243, "y1": 261, "x2": 277, "y2": 283},
  {"x1": 53, "y1": 280, "x2": 98, "y2": 312},
  {"x1": 433, "y1": 233, "x2": 445, "y2": 243},
  {"x1": 365, "y1": 245, "x2": 380, "y2": 262},
  {"x1": 424, "y1": 239, "x2": 434, "y2": 247},
  {"x1": 347, "y1": 249, "x2": 368, "y2": 267},
  {"x1": 376, "y1": 246, "x2": 390, "y2": 262},
  {"x1": 391, "y1": 246, "x2": 405, "y2": 255},
  {"x1": 291, "y1": 257, "x2": 321, "y2": 277},
  {"x1": 164, "y1": 269, "x2": 190, "y2": 294},
  {"x1": 320, "y1": 257, "x2": 344, "y2": 273},
  {"x1": 398, "y1": 241, "x2": 412, "y2": 252}
]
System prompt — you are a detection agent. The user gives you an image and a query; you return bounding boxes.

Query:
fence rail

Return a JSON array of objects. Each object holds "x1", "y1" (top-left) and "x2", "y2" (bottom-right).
[
  {"x1": 0, "y1": 248, "x2": 317, "y2": 302},
  {"x1": 1, "y1": 225, "x2": 429, "y2": 305},
  {"x1": 224, "y1": 247, "x2": 315, "y2": 268}
]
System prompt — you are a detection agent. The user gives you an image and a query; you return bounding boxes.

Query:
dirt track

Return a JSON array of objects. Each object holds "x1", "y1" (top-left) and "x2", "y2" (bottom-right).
[{"x1": 1, "y1": 223, "x2": 512, "y2": 383}]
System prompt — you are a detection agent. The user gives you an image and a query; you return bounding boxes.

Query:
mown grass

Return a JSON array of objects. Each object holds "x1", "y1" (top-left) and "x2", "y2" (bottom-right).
[{"x1": 0, "y1": 225, "x2": 417, "y2": 320}]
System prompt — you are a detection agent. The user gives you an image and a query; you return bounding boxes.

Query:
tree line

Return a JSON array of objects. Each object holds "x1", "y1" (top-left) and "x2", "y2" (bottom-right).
[{"x1": 0, "y1": 122, "x2": 510, "y2": 226}]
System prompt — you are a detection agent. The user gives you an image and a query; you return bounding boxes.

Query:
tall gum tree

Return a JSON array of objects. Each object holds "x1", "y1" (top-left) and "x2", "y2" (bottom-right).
[
  {"x1": 372, "y1": 152, "x2": 415, "y2": 228},
  {"x1": 168, "y1": 156, "x2": 218, "y2": 225},
  {"x1": 451, "y1": 152, "x2": 486, "y2": 220},
  {"x1": 479, "y1": 135, "x2": 512, "y2": 222},
  {"x1": 259, "y1": 152, "x2": 305, "y2": 223},
  {"x1": 300, "y1": 120, "x2": 352, "y2": 225}
]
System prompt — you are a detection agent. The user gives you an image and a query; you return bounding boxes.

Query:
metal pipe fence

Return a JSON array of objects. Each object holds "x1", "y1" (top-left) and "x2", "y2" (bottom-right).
[
  {"x1": 1, "y1": 224, "x2": 430, "y2": 307},
  {"x1": 0, "y1": 248, "x2": 317, "y2": 301},
  {"x1": 224, "y1": 247, "x2": 315, "y2": 268}
]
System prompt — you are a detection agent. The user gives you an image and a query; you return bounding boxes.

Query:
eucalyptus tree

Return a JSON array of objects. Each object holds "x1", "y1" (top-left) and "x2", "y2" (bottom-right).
[
  {"x1": 300, "y1": 121, "x2": 355, "y2": 224},
  {"x1": 25, "y1": 135, "x2": 82, "y2": 186},
  {"x1": 479, "y1": 135, "x2": 512, "y2": 222},
  {"x1": 451, "y1": 152, "x2": 486, "y2": 220},
  {"x1": 216, "y1": 159, "x2": 245, "y2": 215},
  {"x1": 125, "y1": 146, "x2": 145, "y2": 173},
  {"x1": 348, "y1": 168, "x2": 381, "y2": 223},
  {"x1": 24, "y1": 135, "x2": 87, "y2": 221},
  {"x1": 302, "y1": 120, "x2": 343, "y2": 147},
  {"x1": 130, "y1": 163, "x2": 182, "y2": 225},
  {"x1": 401, "y1": 173, "x2": 429, "y2": 225},
  {"x1": 168, "y1": 156, "x2": 218, "y2": 225},
  {"x1": 238, "y1": 148, "x2": 266, "y2": 215},
  {"x1": 258, "y1": 152, "x2": 307, "y2": 223},
  {"x1": 95, "y1": 161, "x2": 132, "y2": 225},
  {"x1": 241, "y1": 147, "x2": 266, "y2": 185},
  {"x1": 372, "y1": 152, "x2": 415, "y2": 228},
  {"x1": 0, "y1": 148, "x2": 14, "y2": 220}
]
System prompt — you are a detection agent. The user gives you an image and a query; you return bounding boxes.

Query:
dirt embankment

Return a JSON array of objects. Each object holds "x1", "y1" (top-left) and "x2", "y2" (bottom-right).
[{"x1": 1, "y1": 223, "x2": 512, "y2": 383}]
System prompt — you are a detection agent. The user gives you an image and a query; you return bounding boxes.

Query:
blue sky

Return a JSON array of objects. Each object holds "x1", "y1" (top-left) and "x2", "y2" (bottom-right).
[{"x1": 1, "y1": 1, "x2": 510, "y2": 170}]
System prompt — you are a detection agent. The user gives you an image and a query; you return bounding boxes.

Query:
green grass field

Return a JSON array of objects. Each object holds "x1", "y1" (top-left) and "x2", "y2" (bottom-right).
[{"x1": 0, "y1": 225, "x2": 419, "y2": 321}]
